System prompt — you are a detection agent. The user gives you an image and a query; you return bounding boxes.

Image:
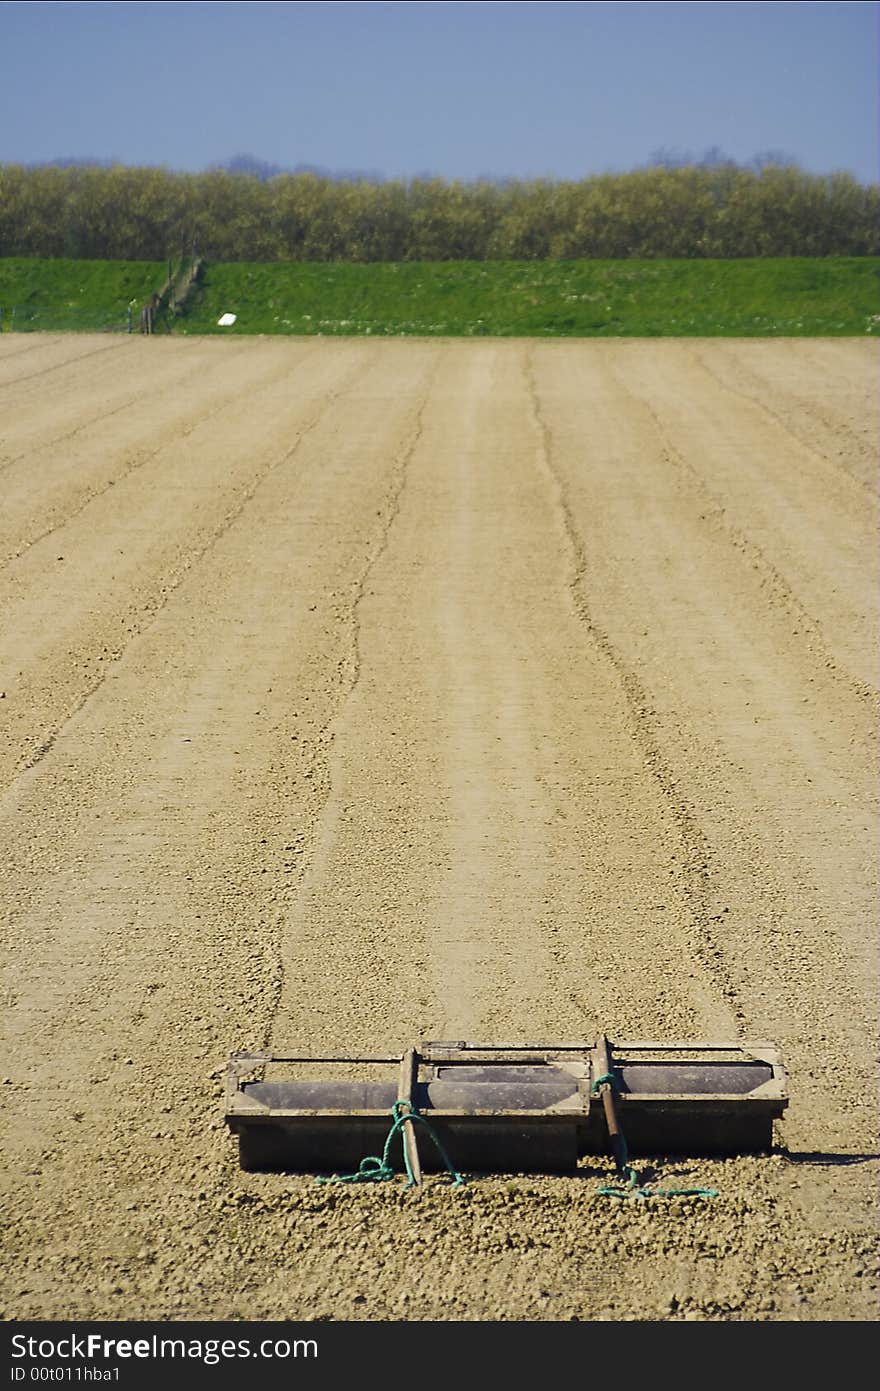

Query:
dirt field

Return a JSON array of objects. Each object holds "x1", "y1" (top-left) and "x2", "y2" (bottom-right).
[{"x1": 0, "y1": 334, "x2": 877, "y2": 1323}]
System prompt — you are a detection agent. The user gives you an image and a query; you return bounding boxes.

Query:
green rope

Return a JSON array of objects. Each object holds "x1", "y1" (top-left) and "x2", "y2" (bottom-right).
[
  {"x1": 317, "y1": 1100, "x2": 464, "y2": 1188},
  {"x1": 591, "y1": 1074, "x2": 718, "y2": 1201}
]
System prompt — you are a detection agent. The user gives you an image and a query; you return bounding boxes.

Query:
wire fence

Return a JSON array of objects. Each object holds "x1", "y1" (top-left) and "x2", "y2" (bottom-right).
[
  {"x1": 2, "y1": 257, "x2": 202, "y2": 334},
  {"x1": 7, "y1": 304, "x2": 134, "y2": 333},
  {"x1": 141, "y1": 256, "x2": 203, "y2": 333}
]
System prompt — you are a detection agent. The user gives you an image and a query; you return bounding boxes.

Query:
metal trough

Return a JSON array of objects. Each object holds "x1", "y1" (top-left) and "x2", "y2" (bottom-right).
[{"x1": 225, "y1": 1036, "x2": 788, "y2": 1175}]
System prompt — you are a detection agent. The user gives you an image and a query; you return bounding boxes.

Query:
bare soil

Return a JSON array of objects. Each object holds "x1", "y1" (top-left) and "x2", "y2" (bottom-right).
[{"x1": 1, "y1": 335, "x2": 877, "y2": 1322}]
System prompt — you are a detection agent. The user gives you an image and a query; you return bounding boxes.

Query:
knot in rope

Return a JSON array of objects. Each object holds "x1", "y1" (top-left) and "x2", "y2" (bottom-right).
[{"x1": 317, "y1": 1099, "x2": 464, "y2": 1188}]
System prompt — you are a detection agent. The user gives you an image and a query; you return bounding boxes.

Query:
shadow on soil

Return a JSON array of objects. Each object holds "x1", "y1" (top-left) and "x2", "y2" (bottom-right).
[{"x1": 779, "y1": 1150, "x2": 879, "y2": 1167}]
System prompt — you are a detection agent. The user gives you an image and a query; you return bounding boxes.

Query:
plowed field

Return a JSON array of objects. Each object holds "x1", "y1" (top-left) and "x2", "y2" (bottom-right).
[{"x1": 1, "y1": 335, "x2": 877, "y2": 1322}]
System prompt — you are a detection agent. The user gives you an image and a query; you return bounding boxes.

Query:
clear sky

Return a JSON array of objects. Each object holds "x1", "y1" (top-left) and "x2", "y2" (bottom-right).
[{"x1": 1, "y1": 0, "x2": 877, "y2": 182}]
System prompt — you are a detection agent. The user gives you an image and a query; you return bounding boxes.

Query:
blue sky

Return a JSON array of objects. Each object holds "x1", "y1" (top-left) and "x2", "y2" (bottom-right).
[{"x1": 1, "y1": 1, "x2": 877, "y2": 182}]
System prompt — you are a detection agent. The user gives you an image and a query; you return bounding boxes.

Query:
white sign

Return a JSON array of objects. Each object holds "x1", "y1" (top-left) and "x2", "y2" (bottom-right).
[{"x1": 217, "y1": 312, "x2": 237, "y2": 326}]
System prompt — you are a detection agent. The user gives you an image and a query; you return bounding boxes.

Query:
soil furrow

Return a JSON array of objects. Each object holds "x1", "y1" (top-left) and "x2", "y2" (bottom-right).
[
  {"x1": 0, "y1": 341, "x2": 321, "y2": 567},
  {"x1": 527, "y1": 341, "x2": 878, "y2": 1160},
  {"x1": 0, "y1": 347, "x2": 372, "y2": 791},
  {"x1": 682, "y1": 340, "x2": 879, "y2": 496},
  {"x1": 0, "y1": 339, "x2": 267, "y2": 482},
  {"x1": 525, "y1": 345, "x2": 745, "y2": 1035},
  {"x1": 607, "y1": 342, "x2": 879, "y2": 691},
  {"x1": 603, "y1": 354, "x2": 879, "y2": 715},
  {"x1": 0, "y1": 336, "x2": 123, "y2": 388}
]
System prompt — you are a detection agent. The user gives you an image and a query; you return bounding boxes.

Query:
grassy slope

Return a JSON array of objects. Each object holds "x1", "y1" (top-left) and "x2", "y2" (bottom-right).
[
  {"x1": 174, "y1": 258, "x2": 880, "y2": 337},
  {"x1": 0, "y1": 256, "x2": 877, "y2": 336},
  {"x1": 0, "y1": 258, "x2": 165, "y2": 328}
]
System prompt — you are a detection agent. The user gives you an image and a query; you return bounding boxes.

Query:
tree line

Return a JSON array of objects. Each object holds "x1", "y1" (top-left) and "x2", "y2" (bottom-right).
[{"x1": 1, "y1": 161, "x2": 876, "y2": 262}]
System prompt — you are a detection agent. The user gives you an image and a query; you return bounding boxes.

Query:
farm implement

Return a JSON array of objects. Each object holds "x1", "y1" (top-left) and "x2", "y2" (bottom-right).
[{"x1": 225, "y1": 1036, "x2": 788, "y2": 1181}]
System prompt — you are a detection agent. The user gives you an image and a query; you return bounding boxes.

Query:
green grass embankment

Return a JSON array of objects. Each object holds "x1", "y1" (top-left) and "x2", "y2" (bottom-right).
[
  {"x1": 1, "y1": 256, "x2": 877, "y2": 336},
  {"x1": 0, "y1": 258, "x2": 164, "y2": 330},
  {"x1": 173, "y1": 257, "x2": 880, "y2": 337}
]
